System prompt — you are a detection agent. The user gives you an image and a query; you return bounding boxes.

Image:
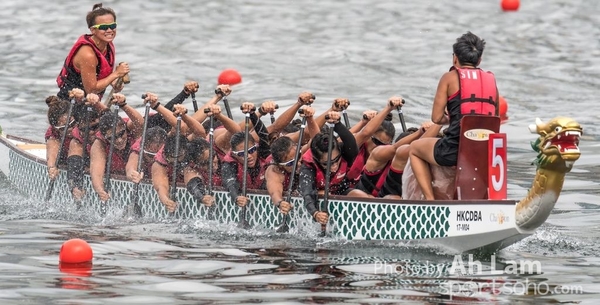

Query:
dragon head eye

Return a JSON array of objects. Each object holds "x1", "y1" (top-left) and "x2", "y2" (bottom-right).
[{"x1": 554, "y1": 126, "x2": 562, "y2": 133}]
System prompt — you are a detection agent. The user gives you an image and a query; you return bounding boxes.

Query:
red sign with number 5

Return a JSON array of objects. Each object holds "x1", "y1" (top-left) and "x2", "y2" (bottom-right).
[{"x1": 488, "y1": 133, "x2": 507, "y2": 199}]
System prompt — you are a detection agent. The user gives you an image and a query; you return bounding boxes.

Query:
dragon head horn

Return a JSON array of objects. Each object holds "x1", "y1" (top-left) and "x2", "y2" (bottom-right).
[{"x1": 529, "y1": 117, "x2": 546, "y2": 135}]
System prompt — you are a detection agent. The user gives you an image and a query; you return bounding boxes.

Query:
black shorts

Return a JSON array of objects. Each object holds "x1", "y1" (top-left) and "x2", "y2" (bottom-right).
[{"x1": 433, "y1": 138, "x2": 458, "y2": 166}]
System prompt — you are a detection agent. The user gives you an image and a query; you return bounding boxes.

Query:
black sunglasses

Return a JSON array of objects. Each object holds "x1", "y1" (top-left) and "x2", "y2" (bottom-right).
[
  {"x1": 91, "y1": 22, "x2": 117, "y2": 31},
  {"x1": 316, "y1": 154, "x2": 341, "y2": 168},
  {"x1": 371, "y1": 136, "x2": 389, "y2": 146}
]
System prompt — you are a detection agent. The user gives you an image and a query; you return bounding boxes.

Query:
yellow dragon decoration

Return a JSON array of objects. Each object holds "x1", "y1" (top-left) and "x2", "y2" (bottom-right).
[{"x1": 516, "y1": 117, "x2": 583, "y2": 231}]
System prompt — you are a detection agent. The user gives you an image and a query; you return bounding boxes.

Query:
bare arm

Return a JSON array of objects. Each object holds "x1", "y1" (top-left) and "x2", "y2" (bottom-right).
[
  {"x1": 192, "y1": 94, "x2": 224, "y2": 122},
  {"x1": 125, "y1": 151, "x2": 141, "y2": 182},
  {"x1": 181, "y1": 112, "x2": 206, "y2": 138},
  {"x1": 266, "y1": 101, "x2": 302, "y2": 134},
  {"x1": 174, "y1": 105, "x2": 206, "y2": 138},
  {"x1": 349, "y1": 119, "x2": 367, "y2": 134},
  {"x1": 191, "y1": 84, "x2": 232, "y2": 122},
  {"x1": 432, "y1": 72, "x2": 453, "y2": 125},
  {"x1": 354, "y1": 103, "x2": 398, "y2": 146},
  {"x1": 46, "y1": 137, "x2": 60, "y2": 168},
  {"x1": 265, "y1": 165, "x2": 286, "y2": 204},
  {"x1": 151, "y1": 162, "x2": 176, "y2": 212},
  {"x1": 110, "y1": 93, "x2": 144, "y2": 138},
  {"x1": 89, "y1": 140, "x2": 108, "y2": 199},
  {"x1": 72, "y1": 46, "x2": 120, "y2": 95},
  {"x1": 214, "y1": 112, "x2": 242, "y2": 152}
]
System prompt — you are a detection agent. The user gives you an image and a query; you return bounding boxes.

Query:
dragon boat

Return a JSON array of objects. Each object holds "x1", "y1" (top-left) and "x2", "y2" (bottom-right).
[{"x1": 0, "y1": 116, "x2": 582, "y2": 253}]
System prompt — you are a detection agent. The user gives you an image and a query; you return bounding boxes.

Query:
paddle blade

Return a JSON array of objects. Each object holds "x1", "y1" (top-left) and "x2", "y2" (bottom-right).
[
  {"x1": 275, "y1": 221, "x2": 289, "y2": 233},
  {"x1": 45, "y1": 179, "x2": 56, "y2": 202},
  {"x1": 237, "y1": 217, "x2": 251, "y2": 229}
]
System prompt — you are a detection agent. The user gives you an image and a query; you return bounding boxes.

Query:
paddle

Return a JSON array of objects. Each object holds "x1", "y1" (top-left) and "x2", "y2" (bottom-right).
[
  {"x1": 129, "y1": 94, "x2": 151, "y2": 218},
  {"x1": 396, "y1": 99, "x2": 407, "y2": 132},
  {"x1": 75, "y1": 102, "x2": 92, "y2": 209},
  {"x1": 103, "y1": 72, "x2": 130, "y2": 106},
  {"x1": 260, "y1": 104, "x2": 279, "y2": 124},
  {"x1": 204, "y1": 108, "x2": 216, "y2": 220},
  {"x1": 338, "y1": 100, "x2": 351, "y2": 128},
  {"x1": 363, "y1": 112, "x2": 393, "y2": 121},
  {"x1": 274, "y1": 109, "x2": 307, "y2": 233},
  {"x1": 104, "y1": 104, "x2": 120, "y2": 196},
  {"x1": 321, "y1": 119, "x2": 335, "y2": 237},
  {"x1": 216, "y1": 88, "x2": 233, "y2": 120},
  {"x1": 238, "y1": 107, "x2": 252, "y2": 229},
  {"x1": 80, "y1": 103, "x2": 92, "y2": 166},
  {"x1": 44, "y1": 98, "x2": 76, "y2": 202},
  {"x1": 191, "y1": 93, "x2": 198, "y2": 113},
  {"x1": 170, "y1": 115, "x2": 183, "y2": 204}
]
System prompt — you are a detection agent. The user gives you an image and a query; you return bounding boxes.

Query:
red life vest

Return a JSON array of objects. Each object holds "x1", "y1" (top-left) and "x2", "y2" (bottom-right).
[
  {"x1": 187, "y1": 160, "x2": 223, "y2": 187},
  {"x1": 301, "y1": 149, "x2": 349, "y2": 194},
  {"x1": 222, "y1": 153, "x2": 271, "y2": 190},
  {"x1": 71, "y1": 126, "x2": 93, "y2": 157},
  {"x1": 154, "y1": 146, "x2": 185, "y2": 182},
  {"x1": 130, "y1": 137, "x2": 155, "y2": 179},
  {"x1": 455, "y1": 67, "x2": 497, "y2": 116},
  {"x1": 371, "y1": 162, "x2": 392, "y2": 197},
  {"x1": 56, "y1": 34, "x2": 115, "y2": 99},
  {"x1": 44, "y1": 125, "x2": 73, "y2": 165},
  {"x1": 94, "y1": 128, "x2": 135, "y2": 175},
  {"x1": 346, "y1": 144, "x2": 368, "y2": 186}
]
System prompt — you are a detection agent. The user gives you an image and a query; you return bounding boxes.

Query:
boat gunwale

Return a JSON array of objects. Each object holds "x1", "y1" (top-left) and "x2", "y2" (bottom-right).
[{"x1": 0, "y1": 133, "x2": 518, "y2": 206}]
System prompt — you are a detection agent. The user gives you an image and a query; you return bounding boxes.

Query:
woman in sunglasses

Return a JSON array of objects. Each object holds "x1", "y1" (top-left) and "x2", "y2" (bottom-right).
[
  {"x1": 89, "y1": 93, "x2": 143, "y2": 202},
  {"x1": 265, "y1": 106, "x2": 319, "y2": 215},
  {"x1": 56, "y1": 3, "x2": 129, "y2": 102},
  {"x1": 45, "y1": 96, "x2": 78, "y2": 180},
  {"x1": 221, "y1": 103, "x2": 272, "y2": 208},
  {"x1": 66, "y1": 91, "x2": 108, "y2": 201},
  {"x1": 299, "y1": 111, "x2": 359, "y2": 225},
  {"x1": 344, "y1": 96, "x2": 404, "y2": 187}
]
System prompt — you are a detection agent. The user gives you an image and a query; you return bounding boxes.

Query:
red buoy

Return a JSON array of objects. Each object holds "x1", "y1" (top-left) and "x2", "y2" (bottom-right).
[
  {"x1": 218, "y1": 69, "x2": 242, "y2": 85},
  {"x1": 499, "y1": 95, "x2": 508, "y2": 117},
  {"x1": 59, "y1": 239, "x2": 93, "y2": 264},
  {"x1": 501, "y1": 0, "x2": 520, "y2": 11}
]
